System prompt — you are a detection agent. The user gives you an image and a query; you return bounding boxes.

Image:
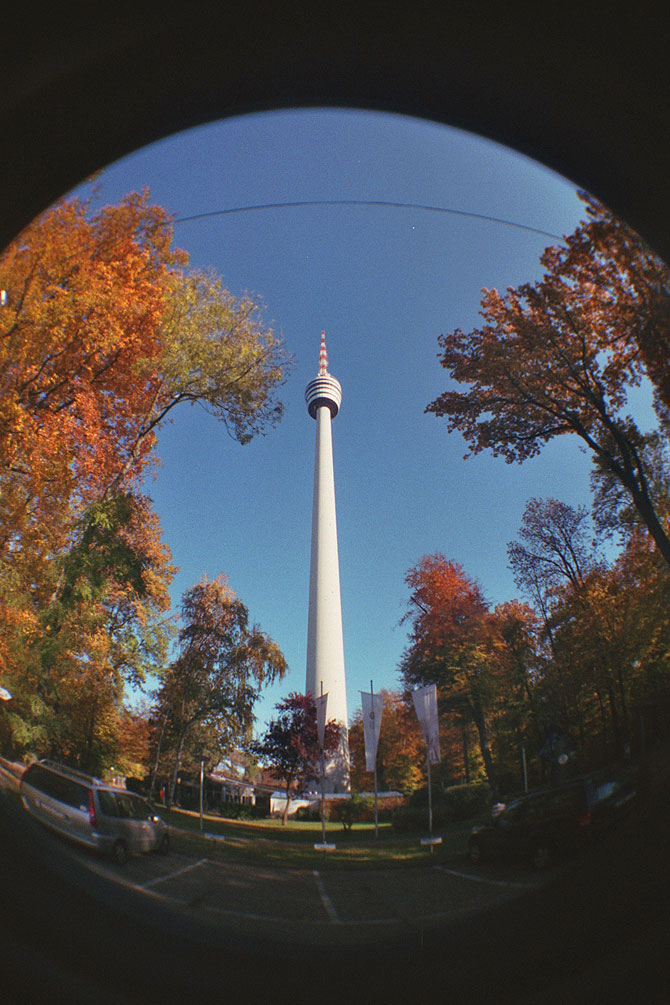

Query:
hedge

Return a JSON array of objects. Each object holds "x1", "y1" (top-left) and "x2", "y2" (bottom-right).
[{"x1": 392, "y1": 782, "x2": 492, "y2": 833}]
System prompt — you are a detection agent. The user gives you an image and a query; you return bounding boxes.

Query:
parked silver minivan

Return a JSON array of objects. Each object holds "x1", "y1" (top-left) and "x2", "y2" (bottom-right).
[{"x1": 20, "y1": 760, "x2": 169, "y2": 864}]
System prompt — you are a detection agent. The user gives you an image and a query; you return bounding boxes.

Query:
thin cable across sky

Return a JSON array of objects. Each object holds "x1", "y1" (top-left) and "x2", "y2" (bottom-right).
[{"x1": 173, "y1": 200, "x2": 563, "y2": 241}]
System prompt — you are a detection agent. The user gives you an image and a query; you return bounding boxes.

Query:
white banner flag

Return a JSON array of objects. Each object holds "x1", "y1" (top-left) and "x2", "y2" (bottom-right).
[
  {"x1": 315, "y1": 691, "x2": 328, "y2": 749},
  {"x1": 412, "y1": 684, "x2": 441, "y2": 764},
  {"x1": 360, "y1": 690, "x2": 384, "y2": 772}
]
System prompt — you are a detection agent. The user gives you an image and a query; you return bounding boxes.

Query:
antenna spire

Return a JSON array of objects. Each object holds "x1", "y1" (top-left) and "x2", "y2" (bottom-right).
[{"x1": 319, "y1": 331, "x2": 328, "y2": 375}]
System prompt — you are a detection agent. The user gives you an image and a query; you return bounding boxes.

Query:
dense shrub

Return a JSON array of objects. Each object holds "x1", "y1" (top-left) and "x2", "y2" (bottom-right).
[
  {"x1": 441, "y1": 782, "x2": 492, "y2": 821},
  {"x1": 295, "y1": 794, "x2": 408, "y2": 827},
  {"x1": 329, "y1": 793, "x2": 371, "y2": 829},
  {"x1": 218, "y1": 800, "x2": 267, "y2": 820},
  {"x1": 391, "y1": 804, "x2": 450, "y2": 833},
  {"x1": 366, "y1": 794, "x2": 407, "y2": 822},
  {"x1": 295, "y1": 803, "x2": 323, "y2": 822},
  {"x1": 125, "y1": 777, "x2": 147, "y2": 795},
  {"x1": 392, "y1": 783, "x2": 491, "y2": 833},
  {"x1": 408, "y1": 784, "x2": 446, "y2": 809}
]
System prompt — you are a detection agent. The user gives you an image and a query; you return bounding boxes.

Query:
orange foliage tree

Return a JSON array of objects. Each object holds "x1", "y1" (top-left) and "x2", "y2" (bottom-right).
[
  {"x1": 507, "y1": 495, "x2": 670, "y2": 766},
  {"x1": 348, "y1": 690, "x2": 424, "y2": 793},
  {"x1": 400, "y1": 554, "x2": 506, "y2": 797},
  {"x1": 427, "y1": 193, "x2": 670, "y2": 569},
  {"x1": 0, "y1": 188, "x2": 289, "y2": 767}
]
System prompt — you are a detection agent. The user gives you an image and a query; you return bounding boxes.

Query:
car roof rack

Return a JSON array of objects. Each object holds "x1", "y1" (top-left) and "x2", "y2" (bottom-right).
[{"x1": 39, "y1": 759, "x2": 103, "y2": 786}]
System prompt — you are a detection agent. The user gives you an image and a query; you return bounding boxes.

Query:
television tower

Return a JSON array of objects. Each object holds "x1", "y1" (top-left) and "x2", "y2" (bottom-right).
[{"x1": 305, "y1": 332, "x2": 350, "y2": 792}]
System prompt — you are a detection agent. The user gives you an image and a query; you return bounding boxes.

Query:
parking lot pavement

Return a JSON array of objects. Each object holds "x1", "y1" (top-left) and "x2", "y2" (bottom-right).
[
  {"x1": 2, "y1": 767, "x2": 553, "y2": 949},
  {"x1": 73, "y1": 841, "x2": 551, "y2": 948}
]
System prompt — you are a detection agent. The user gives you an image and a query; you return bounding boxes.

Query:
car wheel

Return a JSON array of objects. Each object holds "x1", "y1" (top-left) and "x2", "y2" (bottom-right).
[
  {"x1": 469, "y1": 839, "x2": 482, "y2": 865},
  {"x1": 158, "y1": 833, "x2": 169, "y2": 855},
  {"x1": 531, "y1": 842, "x2": 551, "y2": 870},
  {"x1": 112, "y1": 840, "x2": 128, "y2": 866}
]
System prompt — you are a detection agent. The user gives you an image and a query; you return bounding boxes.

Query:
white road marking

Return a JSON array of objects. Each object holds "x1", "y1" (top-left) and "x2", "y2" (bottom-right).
[
  {"x1": 434, "y1": 865, "x2": 537, "y2": 889},
  {"x1": 142, "y1": 857, "x2": 209, "y2": 889},
  {"x1": 50, "y1": 838, "x2": 539, "y2": 932},
  {"x1": 312, "y1": 869, "x2": 340, "y2": 922}
]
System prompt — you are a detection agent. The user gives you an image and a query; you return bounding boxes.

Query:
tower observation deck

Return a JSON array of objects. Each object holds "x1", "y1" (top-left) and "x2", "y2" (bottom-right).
[{"x1": 304, "y1": 332, "x2": 350, "y2": 792}]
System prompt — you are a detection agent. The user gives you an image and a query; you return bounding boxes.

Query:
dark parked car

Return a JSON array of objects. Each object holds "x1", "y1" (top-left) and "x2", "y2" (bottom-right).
[
  {"x1": 20, "y1": 760, "x2": 169, "y2": 864},
  {"x1": 468, "y1": 764, "x2": 641, "y2": 870}
]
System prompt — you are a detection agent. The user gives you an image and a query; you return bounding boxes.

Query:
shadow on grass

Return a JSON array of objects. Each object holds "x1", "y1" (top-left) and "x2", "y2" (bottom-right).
[{"x1": 159, "y1": 803, "x2": 472, "y2": 870}]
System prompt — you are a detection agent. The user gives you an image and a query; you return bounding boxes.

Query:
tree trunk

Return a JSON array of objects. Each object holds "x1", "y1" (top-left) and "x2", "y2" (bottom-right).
[
  {"x1": 469, "y1": 698, "x2": 498, "y2": 800},
  {"x1": 281, "y1": 782, "x2": 292, "y2": 825},
  {"x1": 82, "y1": 708, "x2": 96, "y2": 774},
  {"x1": 169, "y1": 727, "x2": 188, "y2": 807},
  {"x1": 461, "y1": 722, "x2": 470, "y2": 784},
  {"x1": 607, "y1": 683, "x2": 622, "y2": 758},
  {"x1": 629, "y1": 477, "x2": 670, "y2": 570},
  {"x1": 596, "y1": 689, "x2": 609, "y2": 757},
  {"x1": 602, "y1": 427, "x2": 670, "y2": 571},
  {"x1": 148, "y1": 713, "x2": 168, "y2": 801},
  {"x1": 615, "y1": 662, "x2": 630, "y2": 739}
]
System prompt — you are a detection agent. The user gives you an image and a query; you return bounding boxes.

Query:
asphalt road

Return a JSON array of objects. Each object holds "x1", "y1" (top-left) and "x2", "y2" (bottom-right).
[
  {"x1": 2, "y1": 760, "x2": 670, "y2": 1003},
  {"x1": 0, "y1": 761, "x2": 549, "y2": 949},
  {"x1": 74, "y1": 840, "x2": 550, "y2": 948}
]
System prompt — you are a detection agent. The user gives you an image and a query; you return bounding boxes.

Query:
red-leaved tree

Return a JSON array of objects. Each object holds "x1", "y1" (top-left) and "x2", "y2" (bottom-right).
[{"x1": 250, "y1": 692, "x2": 340, "y2": 824}]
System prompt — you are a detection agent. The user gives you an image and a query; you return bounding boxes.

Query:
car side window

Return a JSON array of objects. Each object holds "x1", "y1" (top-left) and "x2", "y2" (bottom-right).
[
  {"x1": 595, "y1": 781, "x2": 616, "y2": 802},
  {"x1": 60, "y1": 778, "x2": 89, "y2": 811},
  {"x1": 116, "y1": 794, "x2": 134, "y2": 818},
  {"x1": 546, "y1": 787, "x2": 584, "y2": 814},
  {"x1": 98, "y1": 790, "x2": 119, "y2": 817},
  {"x1": 499, "y1": 799, "x2": 529, "y2": 825},
  {"x1": 25, "y1": 764, "x2": 57, "y2": 797},
  {"x1": 130, "y1": 797, "x2": 150, "y2": 820}
]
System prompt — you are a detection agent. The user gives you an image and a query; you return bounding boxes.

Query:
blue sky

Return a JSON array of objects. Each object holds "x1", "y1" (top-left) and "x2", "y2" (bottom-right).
[{"x1": 69, "y1": 108, "x2": 592, "y2": 733}]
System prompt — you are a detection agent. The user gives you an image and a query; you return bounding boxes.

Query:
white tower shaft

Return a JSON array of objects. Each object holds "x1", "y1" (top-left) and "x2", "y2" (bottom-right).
[{"x1": 305, "y1": 334, "x2": 350, "y2": 792}]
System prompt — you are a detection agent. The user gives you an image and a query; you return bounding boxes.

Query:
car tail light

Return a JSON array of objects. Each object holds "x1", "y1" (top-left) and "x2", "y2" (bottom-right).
[
  {"x1": 577, "y1": 812, "x2": 592, "y2": 827},
  {"x1": 88, "y1": 790, "x2": 97, "y2": 827}
]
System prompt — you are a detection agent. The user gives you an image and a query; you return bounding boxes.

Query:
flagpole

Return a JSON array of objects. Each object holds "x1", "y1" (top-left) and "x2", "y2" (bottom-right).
[
  {"x1": 370, "y1": 680, "x2": 379, "y2": 839},
  {"x1": 413, "y1": 684, "x2": 442, "y2": 853},
  {"x1": 320, "y1": 680, "x2": 326, "y2": 847}
]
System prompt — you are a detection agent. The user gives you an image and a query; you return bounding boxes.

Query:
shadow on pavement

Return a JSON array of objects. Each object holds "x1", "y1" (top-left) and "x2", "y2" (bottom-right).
[{"x1": 1, "y1": 748, "x2": 669, "y2": 1002}]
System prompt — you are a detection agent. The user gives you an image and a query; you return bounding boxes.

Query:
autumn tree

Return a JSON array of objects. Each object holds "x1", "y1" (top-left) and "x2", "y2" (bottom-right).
[
  {"x1": 0, "y1": 187, "x2": 290, "y2": 764},
  {"x1": 0, "y1": 192, "x2": 288, "y2": 529},
  {"x1": 1, "y1": 490, "x2": 175, "y2": 769},
  {"x1": 614, "y1": 531, "x2": 670, "y2": 740},
  {"x1": 507, "y1": 495, "x2": 670, "y2": 763},
  {"x1": 250, "y1": 692, "x2": 340, "y2": 824},
  {"x1": 508, "y1": 498, "x2": 598, "y2": 600},
  {"x1": 427, "y1": 193, "x2": 670, "y2": 569},
  {"x1": 0, "y1": 192, "x2": 179, "y2": 575},
  {"x1": 348, "y1": 690, "x2": 424, "y2": 793},
  {"x1": 153, "y1": 575, "x2": 286, "y2": 805},
  {"x1": 545, "y1": 533, "x2": 670, "y2": 762},
  {"x1": 113, "y1": 705, "x2": 152, "y2": 780},
  {"x1": 400, "y1": 554, "x2": 504, "y2": 797},
  {"x1": 138, "y1": 268, "x2": 287, "y2": 452}
]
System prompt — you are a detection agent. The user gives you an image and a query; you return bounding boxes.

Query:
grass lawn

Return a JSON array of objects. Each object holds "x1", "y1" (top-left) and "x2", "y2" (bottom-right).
[{"x1": 158, "y1": 804, "x2": 473, "y2": 869}]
